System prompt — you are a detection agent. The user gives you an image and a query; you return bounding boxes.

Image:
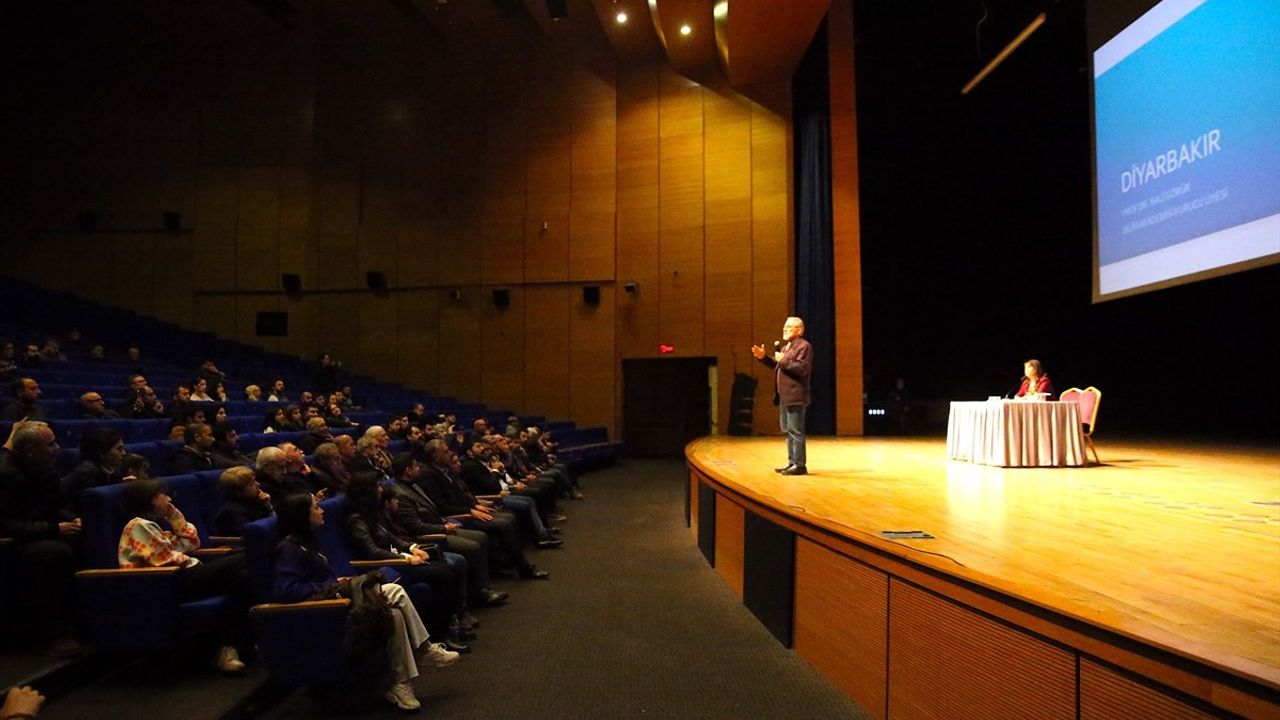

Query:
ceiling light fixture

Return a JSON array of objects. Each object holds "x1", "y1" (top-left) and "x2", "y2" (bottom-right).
[
  {"x1": 616, "y1": 11, "x2": 628, "y2": 23},
  {"x1": 679, "y1": 24, "x2": 692, "y2": 36}
]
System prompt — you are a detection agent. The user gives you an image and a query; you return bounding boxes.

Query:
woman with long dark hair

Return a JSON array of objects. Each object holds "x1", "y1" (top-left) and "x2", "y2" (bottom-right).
[
  {"x1": 273, "y1": 493, "x2": 459, "y2": 712},
  {"x1": 345, "y1": 473, "x2": 472, "y2": 652}
]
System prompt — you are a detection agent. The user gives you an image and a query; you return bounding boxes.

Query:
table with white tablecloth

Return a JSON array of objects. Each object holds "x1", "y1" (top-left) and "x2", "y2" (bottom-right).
[{"x1": 946, "y1": 400, "x2": 1086, "y2": 467}]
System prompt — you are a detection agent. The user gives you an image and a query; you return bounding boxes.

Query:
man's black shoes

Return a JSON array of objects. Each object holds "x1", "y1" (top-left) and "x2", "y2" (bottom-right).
[{"x1": 780, "y1": 466, "x2": 807, "y2": 476}]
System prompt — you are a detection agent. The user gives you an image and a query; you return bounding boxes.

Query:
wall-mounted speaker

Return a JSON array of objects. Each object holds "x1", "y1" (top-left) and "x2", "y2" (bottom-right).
[
  {"x1": 77, "y1": 211, "x2": 98, "y2": 233},
  {"x1": 583, "y1": 285, "x2": 601, "y2": 306},
  {"x1": 493, "y1": 288, "x2": 510, "y2": 309},
  {"x1": 256, "y1": 311, "x2": 289, "y2": 337},
  {"x1": 162, "y1": 211, "x2": 181, "y2": 233},
  {"x1": 366, "y1": 271, "x2": 387, "y2": 291},
  {"x1": 281, "y1": 274, "x2": 302, "y2": 294},
  {"x1": 623, "y1": 282, "x2": 638, "y2": 294}
]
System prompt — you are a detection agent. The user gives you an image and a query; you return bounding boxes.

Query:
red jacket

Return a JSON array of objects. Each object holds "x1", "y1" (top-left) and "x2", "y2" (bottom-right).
[{"x1": 1016, "y1": 374, "x2": 1054, "y2": 399}]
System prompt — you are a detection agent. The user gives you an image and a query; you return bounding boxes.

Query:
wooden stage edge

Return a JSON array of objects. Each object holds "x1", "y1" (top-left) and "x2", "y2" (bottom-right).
[{"x1": 685, "y1": 436, "x2": 1280, "y2": 720}]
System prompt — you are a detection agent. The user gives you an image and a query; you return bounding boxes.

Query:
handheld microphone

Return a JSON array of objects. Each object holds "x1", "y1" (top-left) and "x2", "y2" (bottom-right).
[{"x1": 774, "y1": 341, "x2": 782, "y2": 352}]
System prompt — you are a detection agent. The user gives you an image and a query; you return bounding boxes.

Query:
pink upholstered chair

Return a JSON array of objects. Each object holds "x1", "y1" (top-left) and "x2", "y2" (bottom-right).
[{"x1": 1059, "y1": 387, "x2": 1101, "y2": 465}]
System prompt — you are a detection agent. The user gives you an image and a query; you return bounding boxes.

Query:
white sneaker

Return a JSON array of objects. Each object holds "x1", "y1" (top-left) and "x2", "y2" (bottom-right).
[
  {"x1": 418, "y1": 641, "x2": 460, "y2": 667},
  {"x1": 384, "y1": 681, "x2": 421, "y2": 711},
  {"x1": 215, "y1": 646, "x2": 245, "y2": 673}
]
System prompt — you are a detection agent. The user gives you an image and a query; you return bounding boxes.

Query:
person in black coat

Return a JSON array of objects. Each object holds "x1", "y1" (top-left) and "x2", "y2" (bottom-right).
[
  {"x1": 169, "y1": 422, "x2": 215, "y2": 474},
  {"x1": 214, "y1": 466, "x2": 273, "y2": 536},
  {"x1": 345, "y1": 473, "x2": 471, "y2": 652},
  {"x1": 419, "y1": 440, "x2": 547, "y2": 580},
  {"x1": 388, "y1": 453, "x2": 506, "y2": 608},
  {"x1": 209, "y1": 422, "x2": 253, "y2": 469},
  {"x1": 0, "y1": 421, "x2": 83, "y2": 655},
  {"x1": 59, "y1": 427, "x2": 127, "y2": 515},
  {"x1": 0, "y1": 378, "x2": 46, "y2": 422},
  {"x1": 79, "y1": 391, "x2": 121, "y2": 420}
]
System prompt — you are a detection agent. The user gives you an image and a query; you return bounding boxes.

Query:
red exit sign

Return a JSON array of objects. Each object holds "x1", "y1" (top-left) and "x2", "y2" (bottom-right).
[{"x1": 658, "y1": 344, "x2": 675, "y2": 354}]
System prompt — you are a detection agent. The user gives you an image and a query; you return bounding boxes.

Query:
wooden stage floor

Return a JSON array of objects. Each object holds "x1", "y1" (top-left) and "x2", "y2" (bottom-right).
[{"x1": 686, "y1": 435, "x2": 1280, "y2": 690}]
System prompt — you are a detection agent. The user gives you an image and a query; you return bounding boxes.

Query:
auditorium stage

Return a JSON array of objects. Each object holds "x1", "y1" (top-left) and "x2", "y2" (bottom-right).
[{"x1": 685, "y1": 435, "x2": 1280, "y2": 719}]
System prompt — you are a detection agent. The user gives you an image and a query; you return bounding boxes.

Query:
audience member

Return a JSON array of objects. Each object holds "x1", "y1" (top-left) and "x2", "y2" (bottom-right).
[
  {"x1": 210, "y1": 422, "x2": 253, "y2": 469},
  {"x1": 60, "y1": 427, "x2": 127, "y2": 514},
  {"x1": 125, "y1": 346, "x2": 145, "y2": 375},
  {"x1": 271, "y1": 493, "x2": 456, "y2": 711},
  {"x1": 325, "y1": 402, "x2": 357, "y2": 429},
  {"x1": 297, "y1": 417, "x2": 333, "y2": 454},
  {"x1": 262, "y1": 407, "x2": 288, "y2": 433},
  {"x1": 345, "y1": 472, "x2": 471, "y2": 652},
  {"x1": 309, "y1": 442, "x2": 351, "y2": 496},
  {"x1": 0, "y1": 421, "x2": 84, "y2": 656},
  {"x1": 195, "y1": 360, "x2": 226, "y2": 390},
  {"x1": 1, "y1": 378, "x2": 46, "y2": 422},
  {"x1": 254, "y1": 446, "x2": 312, "y2": 502},
  {"x1": 244, "y1": 384, "x2": 262, "y2": 402},
  {"x1": 190, "y1": 378, "x2": 214, "y2": 402},
  {"x1": 20, "y1": 344, "x2": 44, "y2": 369},
  {"x1": 79, "y1": 391, "x2": 121, "y2": 419},
  {"x1": 88, "y1": 344, "x2": 108, "y2": 363},
  {"x1": 120, "y1": 385, "x2": 166, "y2": 419},
  {"x1": 390, "y1": 452, "x2": 507, "y2": 608},
  {"x1": 313, "y1": 353, "x2": 341, "y2": 394},
  {"x1": 117, "y1": 478, "x2": 249, "y2": 673},
  {"x1": 283, "y1": 404, "x2": 305, "y2": 431},
  {"x1": 119, "y1": 452, "x2": 151, "y2": 482},
  {"x1": 0, "y1": 685, "x2": 46, "y2": 720},
  {"x1": 460, "y1": 439, "x2": 561, "y2": 549},
  {"x1": 420, "y1": 439, "x2": 547, "y2": 581},
  {"x1": 39, "y1": 339, "x2": 67, "y2": 363},
  {"x1": 214, "y1": 466, "x2": 273, "y2": 536},
  {"x1": 169, "y1": 422, "x2": 215, "y2": 474},
  {"x1": 267, "y1": 379, "x2": 288, "y2": 403}
]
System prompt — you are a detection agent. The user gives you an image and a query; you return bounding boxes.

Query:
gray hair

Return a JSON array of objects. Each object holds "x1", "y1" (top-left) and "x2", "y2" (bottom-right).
[
  {"x1": 306, "y1": 417, "x2": 327, "y2": 431},
  {"x1": 256, "y1": 446, "x2": 286, "y2": 469},
  {"x1": 11, "y1": 421, "x2": 52, "y2": 453},
  {"x1": 363, "y1": 425, "x2": 386, "y2": 439},
  {"x1": 356, "y1": 435, "x2": 377, "y2": 452},
  {"x1": 314, "y1": 442, "x2": 339, "y2": 463}
]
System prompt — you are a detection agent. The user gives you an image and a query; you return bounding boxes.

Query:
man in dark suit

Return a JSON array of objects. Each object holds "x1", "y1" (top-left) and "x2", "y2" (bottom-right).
[
  {"x1": 389, "y1": 453, "x2": 508, "y2": 607},
  {"x1": 751, "y1": 316, "x2": 813, "y2": 475},
  {"x1": 419, "y1": 440, "x2": 548, "y2": 580}
]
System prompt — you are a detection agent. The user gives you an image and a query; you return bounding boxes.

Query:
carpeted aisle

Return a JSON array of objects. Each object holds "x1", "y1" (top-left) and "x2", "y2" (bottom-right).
[{"x1": 263, "y1": 457, "x2": 871, "y2": 720}]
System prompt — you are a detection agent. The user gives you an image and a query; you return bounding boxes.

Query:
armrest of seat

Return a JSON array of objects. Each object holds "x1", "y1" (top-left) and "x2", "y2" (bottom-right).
[
  {"x1": 416, "y1": 534, "x2": 448, "y2": 543},
  {"x1": 76, "y1": 566, "x2": 183, "y2": 577},
  {"x1": 207, "y1": 535, "x2": 243, "y2": 547},
  {"x1": 250, "y1": 598, "x2": 350, "y2": 614},
  {"x1": 476, "y1": 494, "x2": 503, "y2": 501},
  {"x1": 444, "y1": 514, "x2": 471, "y2": 521},
  {"x1": 349, "y1": 558, "x2": 409, "y2": 568},
  {"x1": 192, "y1": 546, "x2": 235, "y2": 558},
  {"x1": 0, "y1": 537, "x2": 12, "y2": 546}
]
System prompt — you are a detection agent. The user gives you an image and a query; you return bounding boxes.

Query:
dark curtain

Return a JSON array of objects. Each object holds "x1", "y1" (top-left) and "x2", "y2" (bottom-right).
[{"x1": 792, "y1": 21, "x2": 836, "y2": 436}]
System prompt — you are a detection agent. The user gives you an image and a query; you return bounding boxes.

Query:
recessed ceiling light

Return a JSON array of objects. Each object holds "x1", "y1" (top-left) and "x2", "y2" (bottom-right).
[
  {"x1": 616, "y1": 11, "x2": 627, "y2": 23},
  {"x1": 679, "y1": 24, "x2": 692, "y2": 36}
]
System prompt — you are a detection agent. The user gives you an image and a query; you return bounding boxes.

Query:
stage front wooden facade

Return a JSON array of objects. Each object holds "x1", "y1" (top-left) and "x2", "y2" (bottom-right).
[{"x1": 686, "y1": 436, "x2": 1280, "y2": 719}]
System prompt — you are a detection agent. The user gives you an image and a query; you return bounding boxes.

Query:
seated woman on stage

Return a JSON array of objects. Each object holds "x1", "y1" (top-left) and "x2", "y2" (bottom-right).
[
  {"x1": 1015, "y1": 359, "x2": 1055, "y2": 400},
  {"x1": 117, "y1": 478, "x2": 250, "y2": 673},
  {"x1": 272, "y1": 493, "x2": 459, "y2": 712}
]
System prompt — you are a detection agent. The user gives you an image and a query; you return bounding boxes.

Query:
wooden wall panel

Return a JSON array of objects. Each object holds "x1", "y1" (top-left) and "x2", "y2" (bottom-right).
[
  {"x1": 1, "y1": 32, "x2": 800, "y2": 443},
  {"x1": 713, "y1": 494, "x2": 745, "y2": 597},
  {"x1": 793, "y1": 537, "x2": 889, "y2": 720},
  {"x1": 615, "y1": 64, "x2": 661, "y2": 361},
  {"x1": 749, "y1": 96, "x2": 792, "y2": 435},
  {"x1": 888, "y1": 579, "x2": 1076, "y2": 720},
  {"x1": 689, "y1": 470, "x2": 700, "y2": 537},
  {"x1": 480, "y1": 288, "x2": 526, "y2": 413},
  {"x1": 703, "y1": 90, "x2": 754, "y2": 432},
  {"x1": 1080, "y1": 660, "x2": 1217, "y2": 720},
  {"x1": 522, "y1": 286, "x2": 571, "y2": 420},
  {"x1": 827, "y1": 0, "x2": 864, "y2": 435},
  {"x1": 657, "y1": 67, "x2": 705, "y2": 356},
  {"x1": 569, "y1": 285, "x2": 616, "y2": 430}
]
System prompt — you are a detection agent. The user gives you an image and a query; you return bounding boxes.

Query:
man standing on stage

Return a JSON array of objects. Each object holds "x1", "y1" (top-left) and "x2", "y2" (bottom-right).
[{"x1": 751, "y1": 316, "x2": 812, "y2": 476}]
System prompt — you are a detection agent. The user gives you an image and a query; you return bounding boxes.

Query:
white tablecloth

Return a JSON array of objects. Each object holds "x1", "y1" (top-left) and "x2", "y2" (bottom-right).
[{"x1": 946, "y1": 400, "x2": 1086, "y2": 467}]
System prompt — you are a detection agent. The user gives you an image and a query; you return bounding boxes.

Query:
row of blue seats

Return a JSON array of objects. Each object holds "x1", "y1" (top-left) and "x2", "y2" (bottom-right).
[{"x1": 73, "y1": 473, "x2": 439, "y2": 664}]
